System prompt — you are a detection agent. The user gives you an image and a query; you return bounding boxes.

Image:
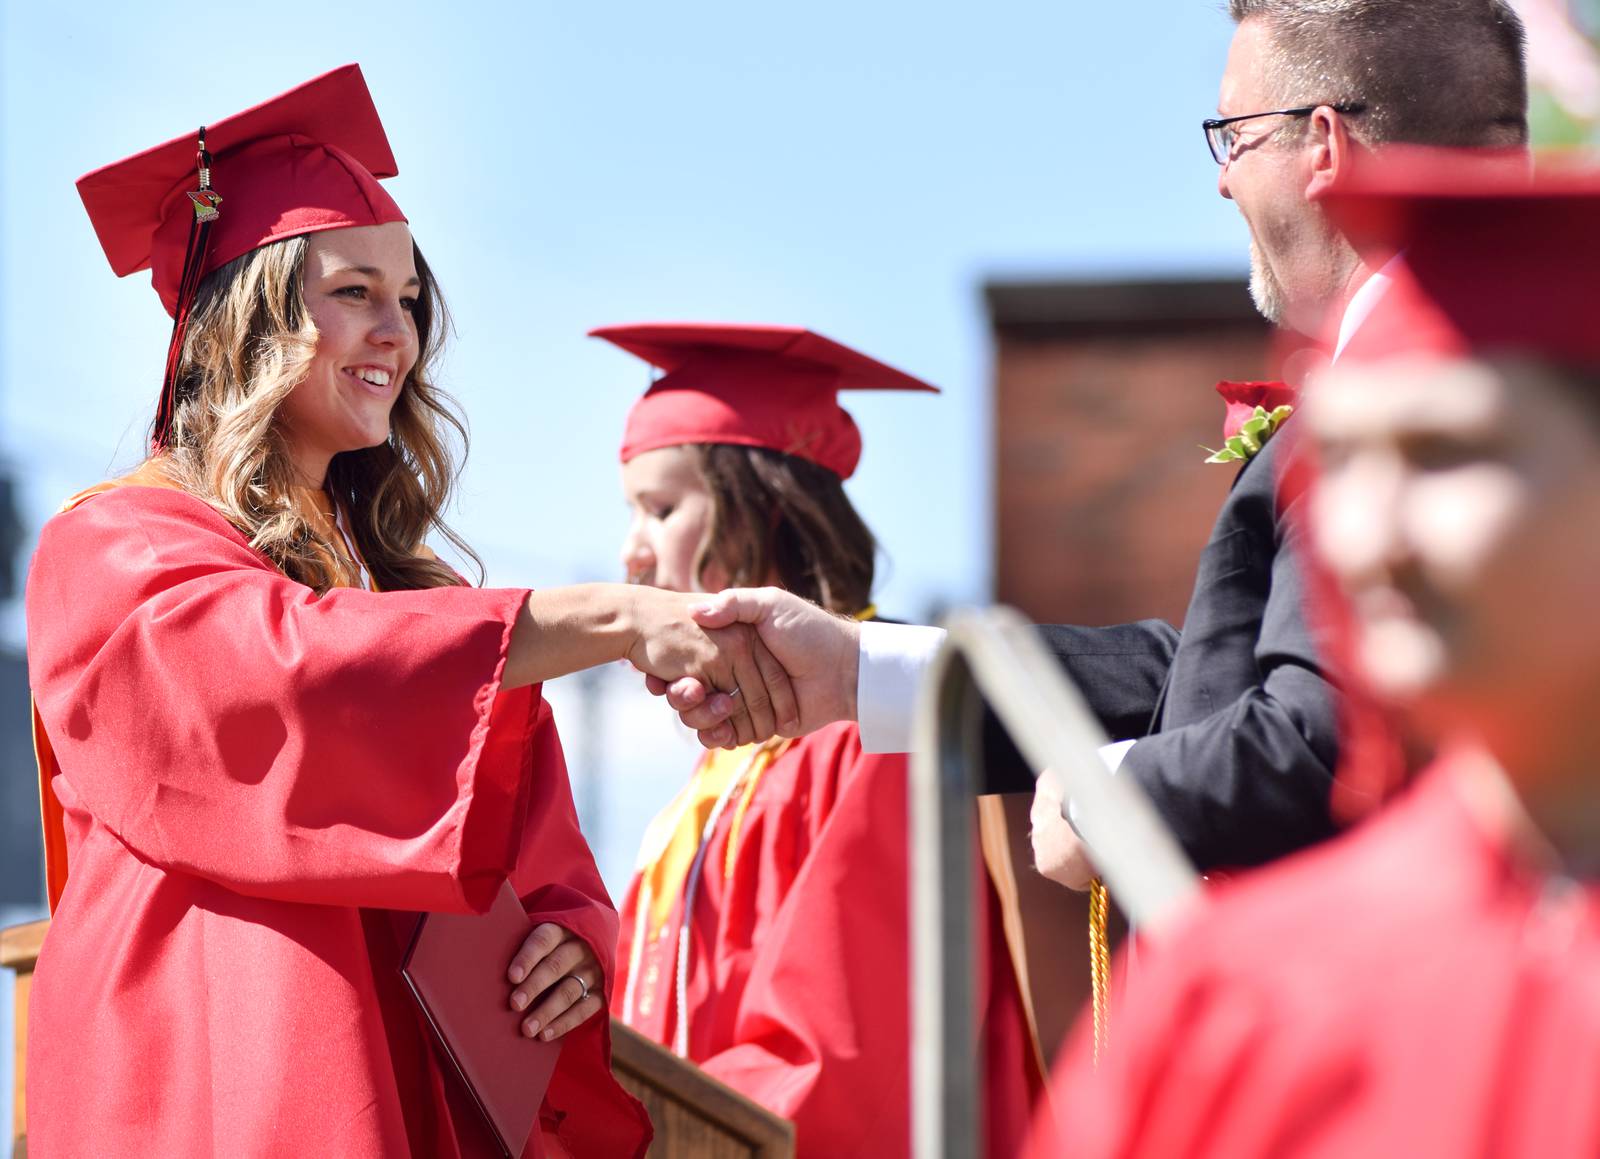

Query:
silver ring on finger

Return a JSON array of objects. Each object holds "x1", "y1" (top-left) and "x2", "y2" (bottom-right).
[{"x1": 570, "y1": 974, "x2": 590, "y2": 1002}]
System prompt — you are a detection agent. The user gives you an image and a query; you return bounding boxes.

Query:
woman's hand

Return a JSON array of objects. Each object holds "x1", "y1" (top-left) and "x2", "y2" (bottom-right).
[
  {"x1": 507, "y1": 923, "x2": 606, "y2": 1041},
  {"x1": 624, "y1": 586, "x2": 799, "y2": 746},
  {"x1": 644, "y1": 587, "x2": 861, "y2": 747},
  {"x1": 507, "y1": 584, "x2": 798, "y2": 747}
]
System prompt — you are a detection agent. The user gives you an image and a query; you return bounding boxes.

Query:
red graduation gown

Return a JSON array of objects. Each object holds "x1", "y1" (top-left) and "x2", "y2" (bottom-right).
[
  {"x1": 24, "y1": 484, "x2": 649, "y2": 1158},
  {"x1": 1031, "y1": 760, "x2": 1600, "y2": 1158},
  {"x1": 613, "y1": 721, "x2": 1041, "y2": 1157}
]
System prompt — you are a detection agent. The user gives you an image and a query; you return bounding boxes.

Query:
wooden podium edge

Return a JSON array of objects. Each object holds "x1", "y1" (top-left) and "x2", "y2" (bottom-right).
[
  {"x1": 0, "y1": 921, "x2": 45, "y2": 971},
  {"x1": 3, "y1": 918, "x2": 47, "y2": 1158},
  {"x1": 609, "y1": 1019, "x2": 795, "y2": 1156}
]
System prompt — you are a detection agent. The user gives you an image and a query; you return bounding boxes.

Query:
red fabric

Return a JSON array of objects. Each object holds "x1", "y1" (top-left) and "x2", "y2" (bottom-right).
[
  {"x1": 1326, "y1": 149, "x2": 1600, "y2": 366},
  {"x1": 612, "y1": 723, "x2": 1039, "y2": 1157},
  {"x1": 1215, "y1": 380, "x2": 1297, "y2": 441},
  {"x1": 592, "y1": 322, "x2": 939, "y2": 480},
  {"x1": 76, "y1": 64, "x2": 406, "y2": 316},
  {"x1": 24, "y1": 484, "x2": 648, "y2": 1158},
  {"x1": 1272, "y1": 415, "x2": 1410, "y2": 824},
  {"x1": 1027, "y1": 759, "x2": 1600, "y2": 1158}
]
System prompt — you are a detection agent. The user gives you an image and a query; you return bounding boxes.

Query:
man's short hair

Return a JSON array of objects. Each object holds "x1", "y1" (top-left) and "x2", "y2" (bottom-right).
[{"x1": 1230, "y1": 0, "x2": 1529, "y2": 147}]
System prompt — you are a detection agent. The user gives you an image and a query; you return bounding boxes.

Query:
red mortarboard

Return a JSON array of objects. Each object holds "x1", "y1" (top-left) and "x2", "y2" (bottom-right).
[
  {"x1": 592, "y1": 322, "x2": 939, "y2": 480},
  {"x1": 78, "y1": 63, "x2": 404, "y2": 314},
  {"x1": 77, "y1": 64, "x2": 406, "y2": 448},
  {"x1": 1325, "y1": 148, "x2": 1600, "y2": 366}
]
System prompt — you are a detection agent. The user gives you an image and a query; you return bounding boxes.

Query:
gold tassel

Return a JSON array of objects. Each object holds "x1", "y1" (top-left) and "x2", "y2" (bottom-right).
[{"x1": 1089, "y1": 876, "x2": 1111, "y2": 1069}]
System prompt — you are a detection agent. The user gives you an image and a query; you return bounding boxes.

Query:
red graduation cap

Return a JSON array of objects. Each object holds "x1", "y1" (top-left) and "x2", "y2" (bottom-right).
[
  {"x1": 76, "y1": 64, "x2": 406, "y2": 447},
  {"x1": 1325, "y1": 147, "x2": 1600, "y2": 366},
  {"x1": 591, "y1": 322, "x2": 940, "y2": 480}
]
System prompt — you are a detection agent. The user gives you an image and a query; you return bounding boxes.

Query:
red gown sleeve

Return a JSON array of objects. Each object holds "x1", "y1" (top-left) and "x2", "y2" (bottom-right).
[
  {"x1": 511, "y1": 714, "x2": 652, "y2": 1159},
  {"x1": 696, "y1": 731, "x2": 916, "y2": 1155},
  {"x1": 26, "y1": 485, "x2": 534, "y2": 914}
]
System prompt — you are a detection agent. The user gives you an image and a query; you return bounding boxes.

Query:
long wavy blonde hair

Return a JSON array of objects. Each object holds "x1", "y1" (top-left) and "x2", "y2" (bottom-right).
[{"x1": 157, "y1": 233, "x2": 479, "y2": 592}]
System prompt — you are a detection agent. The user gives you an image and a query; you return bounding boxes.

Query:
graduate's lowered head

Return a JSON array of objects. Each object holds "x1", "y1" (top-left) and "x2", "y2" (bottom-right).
[
  {"x1": 598, "y1": 323, "x2": 938, "y2": 615},
  {"x1": 76, "y1": 64, "x2": 473, "y2": 594},
  {"x1": 1305, "y1": 156, "x2": 1600, "y2": 811},
  {"x1": 618, "y1": 440, "x2": 875, "y2": 612}
]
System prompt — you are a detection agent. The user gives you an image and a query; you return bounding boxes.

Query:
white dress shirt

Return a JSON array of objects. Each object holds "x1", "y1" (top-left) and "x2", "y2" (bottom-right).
[{"x1": 1333, "y1": 256, "x2": 1400, "y2": 361}]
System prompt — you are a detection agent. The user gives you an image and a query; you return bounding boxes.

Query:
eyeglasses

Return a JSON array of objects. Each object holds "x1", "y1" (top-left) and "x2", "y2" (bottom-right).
[{"x1": 1202, "y1": 103, "x2": 1366, "y2": 164}]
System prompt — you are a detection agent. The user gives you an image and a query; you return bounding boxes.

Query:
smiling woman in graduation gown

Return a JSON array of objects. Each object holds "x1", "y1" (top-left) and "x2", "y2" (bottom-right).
[
  {"x1": 598, "y1": 323, "x2": 1045, "y2": 1157},
  {"x1": 29, "y1": 486, "x2": 646, "y2": 1158},
  {"x1": 24, "y1": 67, "x2": 789, "y2": 1159}
]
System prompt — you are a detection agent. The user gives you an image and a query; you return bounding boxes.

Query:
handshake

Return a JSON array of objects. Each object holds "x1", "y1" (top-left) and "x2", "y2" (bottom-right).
[
  {"x1": 626, "y1": 586, "x2": 862, "y2": 749},
  {"x1": 623, "y1": 583, "x2": 1099, "y2": 895}
]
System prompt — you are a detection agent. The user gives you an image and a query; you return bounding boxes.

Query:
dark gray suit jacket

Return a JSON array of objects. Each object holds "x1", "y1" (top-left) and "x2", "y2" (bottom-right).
[{"x1": 981, "y1": 431, "x2": 1340, "y2": 871}]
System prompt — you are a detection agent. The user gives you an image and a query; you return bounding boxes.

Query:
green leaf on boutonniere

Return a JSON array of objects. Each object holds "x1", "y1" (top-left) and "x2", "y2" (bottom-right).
[
  {"x1": 1201, "y1": 444, "x2": 1246, "y2": 464},
  {"x1": 1203, "y1": 402, "x2": 1297, "y2": 464}
]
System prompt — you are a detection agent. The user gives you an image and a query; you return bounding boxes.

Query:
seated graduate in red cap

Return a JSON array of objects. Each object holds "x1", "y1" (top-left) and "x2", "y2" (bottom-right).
[
  {"x1": 597, "y1": 322, "x2": 1045, "y2": 1157},
  {"x1": 24, "y1": 65, "x2": 802, "y2": 1158},
  {"x1": 1025, "y1": 156, "x2": 1600, "y2": 1157}
]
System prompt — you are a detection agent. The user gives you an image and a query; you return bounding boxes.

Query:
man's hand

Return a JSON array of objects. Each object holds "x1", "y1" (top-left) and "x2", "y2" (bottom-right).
[
  {"x1": 642, "y1": 588, "x2": 861, "y2": 748},
  {"x1": 624, "y1": 586, "x2": 799, "y2": 746},
  {"x1": 507, "y1": 923, "x2": 604, "y2": 1041},
  {"x1": 1031, "y1": 770, "x2": 1097, "y2": 891}
]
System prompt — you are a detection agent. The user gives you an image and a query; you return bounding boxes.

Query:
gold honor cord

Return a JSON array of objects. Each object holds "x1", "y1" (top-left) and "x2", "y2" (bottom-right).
[{"x1": 1088, "y1": 877, "x2": 1111, "y2": 1069}]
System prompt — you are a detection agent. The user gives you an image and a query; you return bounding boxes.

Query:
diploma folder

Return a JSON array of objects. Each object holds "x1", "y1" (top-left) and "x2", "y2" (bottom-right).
[{"x1": 401, "y1": 880, "x2": 562, "y2": 1158}]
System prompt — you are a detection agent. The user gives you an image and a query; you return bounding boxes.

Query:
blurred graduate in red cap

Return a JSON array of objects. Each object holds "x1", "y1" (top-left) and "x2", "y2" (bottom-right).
[
  {"x1": 598, "y1": 322, "x2": 1045, "y2": 1156},
  {"x1": 23, "y1": 65, "x2": 807, "y2": 1158},
  {"x1": 1027, "y1": 155, "x2": 1600, "y2": 1158}
]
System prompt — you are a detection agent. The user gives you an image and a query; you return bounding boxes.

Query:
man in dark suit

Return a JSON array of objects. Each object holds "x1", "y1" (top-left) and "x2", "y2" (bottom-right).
[
  {"x1": 1017, "y1": 424, "x2": 1334, "y2": 875},
  {"x1": 657, "y1": 0, "x2": 1530, "y2": 879}
]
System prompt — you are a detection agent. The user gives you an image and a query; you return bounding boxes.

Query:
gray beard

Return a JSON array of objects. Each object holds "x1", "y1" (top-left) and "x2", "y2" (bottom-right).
[{"x1": 1247, "y1": 236, "x2": 1286, "y2": 324}]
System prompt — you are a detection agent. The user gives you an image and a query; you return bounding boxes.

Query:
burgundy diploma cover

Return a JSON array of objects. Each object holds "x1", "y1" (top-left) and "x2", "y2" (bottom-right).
[{"x1": 402, "y1": 880, "x2": 563, "y2": 1158}]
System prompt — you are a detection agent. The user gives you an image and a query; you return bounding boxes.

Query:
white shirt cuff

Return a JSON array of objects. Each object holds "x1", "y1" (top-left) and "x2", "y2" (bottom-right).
[
  {"x1": 1065, "y1": 740, "x2": 1137, "y2": 830},
  {"x1": 1099, "y1": 738, "x2": 1136, "y2": 772},
  {"x1": 856, "y1": 621, "x2": 947, "y2": 753}
]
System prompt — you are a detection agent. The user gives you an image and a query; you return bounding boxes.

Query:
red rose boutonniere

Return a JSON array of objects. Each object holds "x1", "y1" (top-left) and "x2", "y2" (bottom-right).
[{"x1": 1203, "y1": 380, "x2": 1298, "y2": 465}]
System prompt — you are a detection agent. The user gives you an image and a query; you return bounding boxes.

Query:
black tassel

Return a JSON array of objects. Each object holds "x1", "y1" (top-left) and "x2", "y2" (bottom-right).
[{"x1": 153, "y1": 127, "x2": 223, "y2": 451}]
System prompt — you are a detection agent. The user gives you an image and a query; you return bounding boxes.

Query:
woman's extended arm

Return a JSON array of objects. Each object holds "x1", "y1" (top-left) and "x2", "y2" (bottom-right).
[{"x1": 506, "y1": 582, "x2": 798, "y2": 745}]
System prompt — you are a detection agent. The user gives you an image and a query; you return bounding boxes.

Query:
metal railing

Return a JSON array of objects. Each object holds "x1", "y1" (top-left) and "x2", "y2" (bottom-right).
[{"x1": 909, "y1": 606, "x2": 1203, "y2": 1158}]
